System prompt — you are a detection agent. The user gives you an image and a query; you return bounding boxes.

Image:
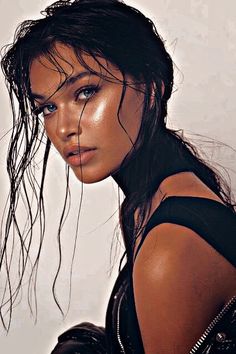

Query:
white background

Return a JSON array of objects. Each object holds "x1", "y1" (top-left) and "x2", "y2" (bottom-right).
[{"x1": 0, "y1": 0, "x2": 236, "y2": 353}]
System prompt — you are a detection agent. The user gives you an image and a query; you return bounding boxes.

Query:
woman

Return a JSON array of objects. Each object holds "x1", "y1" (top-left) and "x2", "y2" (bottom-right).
[{"x1": 1, "y1": 0, "x2": 236, "y2": 353}]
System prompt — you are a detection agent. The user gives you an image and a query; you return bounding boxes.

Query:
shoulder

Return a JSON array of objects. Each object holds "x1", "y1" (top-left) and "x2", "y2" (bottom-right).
[
  {"x1": 133, "y1": 222, "x2": 236, "y2": 296},
  {"x1": 133, "y1": 223, "x2": 236, "y2": 354}
]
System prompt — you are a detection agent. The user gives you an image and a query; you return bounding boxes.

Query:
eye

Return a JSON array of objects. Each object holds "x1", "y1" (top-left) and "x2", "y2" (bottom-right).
[
  {"x1": 36, "y1": 103, "x2": 57, "y2": 118},
  {"x1": 75, "y1": 85, "x2": 100, "y2": 101}
]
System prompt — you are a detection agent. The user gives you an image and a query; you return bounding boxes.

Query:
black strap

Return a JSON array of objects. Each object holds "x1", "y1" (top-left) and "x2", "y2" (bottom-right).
[{"x1": 134, "y1": 196, "x2": 236, "y2": 267}]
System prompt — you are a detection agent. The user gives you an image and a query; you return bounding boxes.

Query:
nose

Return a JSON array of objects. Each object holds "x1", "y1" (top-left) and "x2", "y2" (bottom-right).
[{"x1": 56, "y1": 106, "x2": 82, "y2": 141}]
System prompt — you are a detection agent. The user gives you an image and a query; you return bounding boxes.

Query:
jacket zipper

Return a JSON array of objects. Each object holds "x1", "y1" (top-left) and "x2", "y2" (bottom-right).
[
  {"x1": 116, "y1": 290, "x2": 126, "y2": 353},
  {"x1": 189, "y1": 295, "x2": 236, "y2": 354}
]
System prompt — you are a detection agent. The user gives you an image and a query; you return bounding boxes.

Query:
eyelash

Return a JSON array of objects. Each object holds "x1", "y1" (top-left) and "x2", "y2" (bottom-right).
[
  {"x1": 35, "y1": 85, "x2": 100, "y2": 118},
  {"x1": 75, "y1": 85, "x2": 100, "y2": 101}
]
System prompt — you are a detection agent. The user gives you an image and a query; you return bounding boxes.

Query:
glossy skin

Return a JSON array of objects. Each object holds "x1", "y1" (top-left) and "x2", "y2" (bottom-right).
[
  {"x1": 30, "y1": 43, "x2": 236, "y2": 354},
  {"x1": 133, "y1": 172, "x2": 236, "y2": 353},
  {"x1": 30, "y1": 42, "x2": 144, "y2": 183}
]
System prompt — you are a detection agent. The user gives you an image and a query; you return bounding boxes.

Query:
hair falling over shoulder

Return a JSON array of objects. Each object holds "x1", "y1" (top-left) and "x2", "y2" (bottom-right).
[{"x1": 0, "y1": 0, "x2": 235, "y2": 330}]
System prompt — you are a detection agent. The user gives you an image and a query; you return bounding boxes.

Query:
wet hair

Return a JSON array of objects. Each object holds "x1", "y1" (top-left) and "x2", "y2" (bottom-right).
[{"x1": 1, "y1": 0, "x2": 235, "y2": 330}]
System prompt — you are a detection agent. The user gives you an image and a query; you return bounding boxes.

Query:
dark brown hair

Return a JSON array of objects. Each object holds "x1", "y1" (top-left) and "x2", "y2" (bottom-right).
[{"x1": 1, "y1": 0, "x2": 234, "y2": 330}]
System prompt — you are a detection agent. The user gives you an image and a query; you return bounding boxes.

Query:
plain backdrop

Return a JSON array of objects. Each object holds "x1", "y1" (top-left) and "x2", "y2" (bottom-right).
[{"x1": 0, "y1": 0, "x2": 236, "y2": 353}]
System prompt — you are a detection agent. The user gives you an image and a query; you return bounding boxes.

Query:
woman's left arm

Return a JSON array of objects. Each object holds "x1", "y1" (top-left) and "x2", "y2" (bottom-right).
[{"x1": 133, "y1": 223, "x2": 236, "y2": 354}]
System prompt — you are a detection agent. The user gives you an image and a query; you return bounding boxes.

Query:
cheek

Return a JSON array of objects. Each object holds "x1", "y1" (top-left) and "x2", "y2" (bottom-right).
[
  {"x1": 85, "y1": 100, "x2": 111, "y2": 127},
  {"x1": 84, "y1": 91, "x2": 143, "y2": 144},
  {"x1": 44, "y1": 120, "x2": 54, "y2": 140},
  {"x1": 119, "y1": 91, "x2": 144, "y2": 141},
  {"x1": 43, "y1": 119, "x2": 61, "y2": 151},
  {"x1": 83, "y1": 98, "x2": 124, "y2": 142}
]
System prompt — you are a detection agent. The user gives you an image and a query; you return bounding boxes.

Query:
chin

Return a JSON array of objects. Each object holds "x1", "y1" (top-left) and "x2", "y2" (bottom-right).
[{"x1": 71, "y1": 167, "x2": 111, "y2": 184}]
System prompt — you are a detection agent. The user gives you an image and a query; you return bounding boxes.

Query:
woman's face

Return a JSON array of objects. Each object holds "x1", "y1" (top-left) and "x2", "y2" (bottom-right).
[{"x1": 30, "y1": 43, "x2": 144, "y2": 183}]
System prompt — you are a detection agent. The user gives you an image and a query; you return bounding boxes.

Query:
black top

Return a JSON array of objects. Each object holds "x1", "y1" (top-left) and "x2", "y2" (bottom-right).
[{"x1": 105, "y1": 196, "x2": 236, "y2": 353}]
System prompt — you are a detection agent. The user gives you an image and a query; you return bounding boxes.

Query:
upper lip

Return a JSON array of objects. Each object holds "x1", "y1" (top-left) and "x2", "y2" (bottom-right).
[{"x1": 63, "y1": 145, "x2": 96, "y2": 158}]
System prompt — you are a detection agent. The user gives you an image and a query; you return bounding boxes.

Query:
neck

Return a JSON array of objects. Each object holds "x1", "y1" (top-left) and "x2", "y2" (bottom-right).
[
  {"x1": 112, "y1": 153, "x2": 138, "y2": 196},
  {"x1": 112, "y1": 133, "x2": 193, "y2": 198},
  {"x1": 112, "y1": 145, "x2": 159, "y2": 198}
]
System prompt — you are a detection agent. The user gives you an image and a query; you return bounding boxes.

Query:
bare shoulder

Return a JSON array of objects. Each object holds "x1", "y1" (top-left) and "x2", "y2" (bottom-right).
[
  {"x1": 155, "y1": 171, "x2": 226, "y2": 204},
  {"x1": 133, "y1": 223, "x2": 236, "y2": 354}
]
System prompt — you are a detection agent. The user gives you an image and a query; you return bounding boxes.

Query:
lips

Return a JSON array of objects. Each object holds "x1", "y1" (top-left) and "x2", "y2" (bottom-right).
[
  {"x1": 64, "y1": 145, "x2": 94, "y2": 157},
  {"x1": 64, "y1": 145, "x2": 96, "y2": 166}
]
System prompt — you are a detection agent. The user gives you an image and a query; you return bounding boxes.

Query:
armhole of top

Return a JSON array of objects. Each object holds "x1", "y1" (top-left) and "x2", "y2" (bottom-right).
[{"x1": 133, "y1": 196, "x2": 236, "y2": 267}]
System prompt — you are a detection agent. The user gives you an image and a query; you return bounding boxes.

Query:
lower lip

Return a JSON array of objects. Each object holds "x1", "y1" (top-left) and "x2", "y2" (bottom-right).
[{"x1": 67, "y1": 149, "x2": 96, "y2": 166}]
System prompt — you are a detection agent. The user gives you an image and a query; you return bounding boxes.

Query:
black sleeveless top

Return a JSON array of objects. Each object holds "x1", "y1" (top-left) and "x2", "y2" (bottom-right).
[{"x1": 105, "y1": 196, "x2": 236, "y2": 353}]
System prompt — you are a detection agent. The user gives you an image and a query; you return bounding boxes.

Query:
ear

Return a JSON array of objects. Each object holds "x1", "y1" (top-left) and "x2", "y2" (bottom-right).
[{"x1": 150, "y1": 81, "x2": 165, "y2": 108}]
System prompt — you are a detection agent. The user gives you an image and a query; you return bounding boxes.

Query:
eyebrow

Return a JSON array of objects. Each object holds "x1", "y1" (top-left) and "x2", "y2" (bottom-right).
[{"x1": 31, "y1": 71, "x2": 98, "y2": 101}]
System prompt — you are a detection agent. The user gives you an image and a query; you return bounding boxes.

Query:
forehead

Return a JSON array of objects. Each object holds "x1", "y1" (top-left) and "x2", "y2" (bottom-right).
[{"x1": 29, "y1": 42, "x2": 121, "y2": 97}]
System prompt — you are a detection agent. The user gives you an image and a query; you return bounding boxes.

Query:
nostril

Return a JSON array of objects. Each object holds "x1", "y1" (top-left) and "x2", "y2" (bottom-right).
[{"x1": 67, "y1": 131, "x2": 77, "y2": 138}]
